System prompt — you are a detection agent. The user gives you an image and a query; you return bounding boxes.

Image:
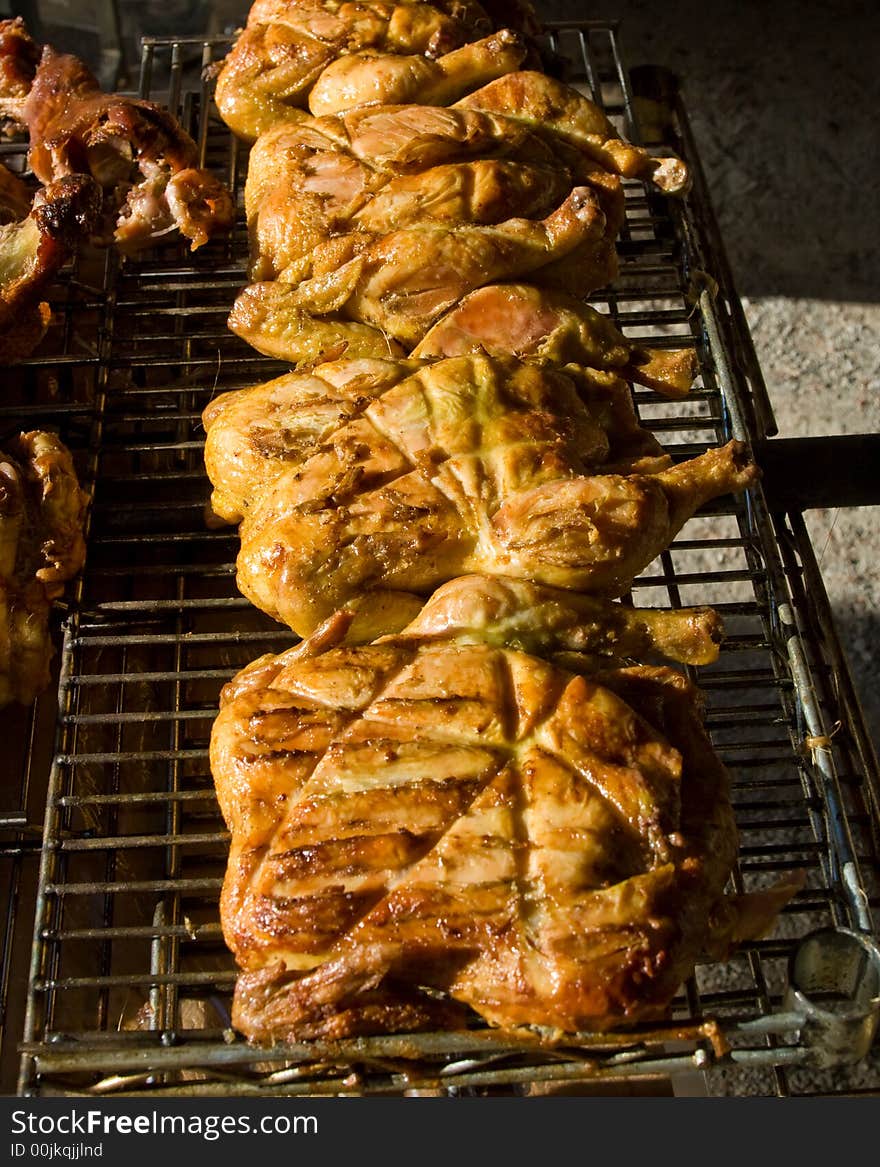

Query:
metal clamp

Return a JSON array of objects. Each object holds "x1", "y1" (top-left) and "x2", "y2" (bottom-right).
[{"x1": 784, "y1": 928, "x2": 880, "y2": 1067}]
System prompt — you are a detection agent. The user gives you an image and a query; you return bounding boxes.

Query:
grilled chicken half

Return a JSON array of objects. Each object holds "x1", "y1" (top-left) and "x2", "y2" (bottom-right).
[
  {"x1": 211, "y1": 574, "x2": 788, "y2": 1041},
  {"x1": 0, "y1": 18, "x2": 234, "y2": 251},
  {"x1": 0, "y1": 431, "x2": 87, "y2": 706},
  {"x1": 233, "y1": 72, "x2": 687, "y2": 359},
  {"x1": 202, "y1": 353, "x2": 758, "y2": 637}
]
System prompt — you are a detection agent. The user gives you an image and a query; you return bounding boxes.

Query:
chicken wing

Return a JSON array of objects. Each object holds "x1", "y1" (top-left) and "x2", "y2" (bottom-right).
[{"x1": 0, "y1": 18, "x2": 234, "y2": 251}]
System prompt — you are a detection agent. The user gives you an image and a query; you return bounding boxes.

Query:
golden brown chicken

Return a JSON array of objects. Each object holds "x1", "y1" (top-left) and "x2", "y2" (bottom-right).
[
  {"x1": 233, "y1": 186, "x2": 615, "y2": 352},
  {"x1": 306, "y1": 28, "x2": 527, "y2": 116},
  {"x1": 215, "y1": 0, "x2": 498, "y2": 141},
  {"x1": 234, "y1": 68, "x2": 688, "y2": 357},
  {"x1": 202, "y1": 356, "x2": 419, "y2": 523},
  {"x1": 0, "y1": 170, "x2": 100, "y2": 363},
  {"x1": 211, "y1": 574, "x2": 759, "y2": 1041},
  {"x1": 202, "y1": 353, "x2": 757, "y2": 637},
  {"x1": 413, "y1": 282, "x2": 698, "y2": 398},
  {"x1": 0, "y1": 430, "x2": 87, "y2": 707},
  {"x1": 243, "y1": 112, "x2": 599, "y2": 283},
  {"x1": 0, "y1": 18, "x2": 234, "y2": 251}
]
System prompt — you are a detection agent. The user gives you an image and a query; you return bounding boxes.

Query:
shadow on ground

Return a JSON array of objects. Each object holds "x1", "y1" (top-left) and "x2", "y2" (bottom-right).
[
  {"x1": 549, "y1": 0, "x2": 880, "y2": 302},
  {"x1": 832, "y1": 605, "x2": 880, "y2": 763}
]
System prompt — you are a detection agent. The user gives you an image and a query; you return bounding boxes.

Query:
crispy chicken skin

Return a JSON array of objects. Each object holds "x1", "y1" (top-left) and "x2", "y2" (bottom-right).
[
  {"x1": 214, "y1": 0, "x2": 500, "y2": 141},
  {"x1": 202, "y1": 353, "x2": 757, "y2": 637},
  {"x1": 211, "y1": 578, "x2": 743, "y2": 1040},
  {"x1": 233, "y1": 70, "x2": 687, "y2": 357},
  {"x1": 0, "y1": 170, "x2": 100, "y2": 363},
  {"x1": 306, "y1": 28, "x2": 527, "y2": 116},
  {"x1": 414, "y1": 283, "x2": 698, "y2": 398},
  {"x1": 0, "y1": 18, "x2": 234, "y2": 251},
  {"x1": 0, "y1": 431, "x2": 87, "y2": 707}
]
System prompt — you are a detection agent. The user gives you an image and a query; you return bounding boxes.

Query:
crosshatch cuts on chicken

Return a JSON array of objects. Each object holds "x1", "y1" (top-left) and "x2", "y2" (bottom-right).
[
  {"x1": 212, "y1": 576, "x2": 792, "y2": 1042},
  {"x1": 202, "y1": 352, "x2": 759, "y2": 638}
]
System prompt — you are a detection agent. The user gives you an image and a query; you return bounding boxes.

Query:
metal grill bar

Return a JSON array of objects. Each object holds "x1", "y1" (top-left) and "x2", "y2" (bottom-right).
[{"x1": 8, "y1": 24, "x2": 880, "y2": 1098}]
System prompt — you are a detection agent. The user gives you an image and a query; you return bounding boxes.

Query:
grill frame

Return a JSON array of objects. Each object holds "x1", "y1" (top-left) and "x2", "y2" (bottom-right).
[{"x1": 4, "y1": 22, "x2": 878, "y2": 1097}]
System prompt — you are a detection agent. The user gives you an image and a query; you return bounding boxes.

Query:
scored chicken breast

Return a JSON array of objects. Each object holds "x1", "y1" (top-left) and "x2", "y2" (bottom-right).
[
  {"x1": 212, "y1": 574, "x2": 784, "y2": 1041},
  {"x1": 202, "y1": 353, "x2": 757, "y2": 637}
]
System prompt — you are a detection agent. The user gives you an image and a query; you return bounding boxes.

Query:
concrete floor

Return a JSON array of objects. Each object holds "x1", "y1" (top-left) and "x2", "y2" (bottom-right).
[{"x1": 546, "y1": 0, "x2": 880, "y2": 755}]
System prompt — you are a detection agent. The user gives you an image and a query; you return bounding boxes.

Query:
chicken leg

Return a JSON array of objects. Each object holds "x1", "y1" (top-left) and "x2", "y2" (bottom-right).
[
  {"x1": 456, "y1": 71, "x2": 690, "y2": 194},
  {"x1": 414, "y1": 282, "x2": 698, "y2": 398},
  {"x1": 307, "y1": 28, "x2": 527, "y2": 116}
]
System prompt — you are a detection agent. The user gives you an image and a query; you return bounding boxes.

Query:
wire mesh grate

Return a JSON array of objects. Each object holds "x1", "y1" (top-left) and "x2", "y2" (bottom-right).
[{"x1": 5, "y1": 25, "x2": 878, "y2": 1097}]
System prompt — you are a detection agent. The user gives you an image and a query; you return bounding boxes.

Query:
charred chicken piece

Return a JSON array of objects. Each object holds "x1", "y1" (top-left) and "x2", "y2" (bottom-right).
[
  {"x1": 0, "y1": 430, "x2": 87, "y2": 707},
  {"x1": 211, "y1": 576, "x2": 781, "y2": 1042},
  {"x1": 202, "y1": 353, "x2": 758, "y2": 637},
  {"x1": 214, "y1": 0, "x2": 499, "y2": 141},
  {"x1": 414, "y1": 282, "x2": 698, "y2": 398},
  {"x1": 0, "y1": 171, "x2": 100, "y2": 363},
  {"x1": 0, "y1": 18, "x2": 234, "y2": 251}
]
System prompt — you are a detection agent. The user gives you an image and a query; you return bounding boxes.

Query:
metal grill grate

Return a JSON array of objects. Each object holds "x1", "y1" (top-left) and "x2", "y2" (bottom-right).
[{"x1": 6, "y1": 24, "x2": 879, "y2": 1097}]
